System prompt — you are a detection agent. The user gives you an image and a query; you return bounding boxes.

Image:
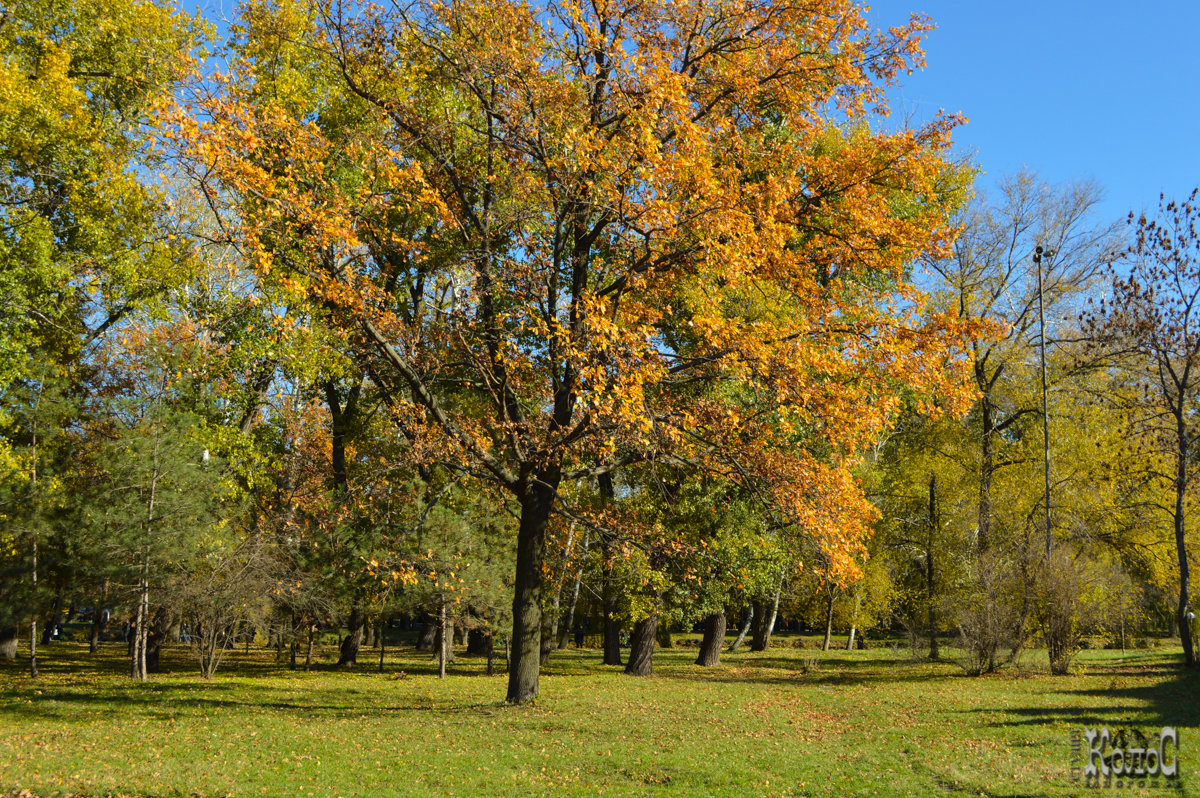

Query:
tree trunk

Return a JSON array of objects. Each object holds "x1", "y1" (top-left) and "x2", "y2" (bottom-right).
[
  {"x1": 558, "y1": 534, "x2": 587, "y2": 650},
  {"x1": 729, "y1": 605, "x2": 753, "y2": 652},
  {"x1": 337, "y1": 606, "x2": 365, "y2": 666},
  {"x1": 927, "y1": 472, "x2": 940, "y2": 660},
  {"x1": 1174, "y1": 424, "x2": 1196, "y2": 666},
  {"x1": 624, "y1": 614, "x2": 658, "y2": 676},
  {"x1": 822, "y1": 589, "x2": 835, "y2": 652},
  {"x1": 41, "y1": 590, "x2": 62, "y2": 645},
  {"x1": 846, "y1": 591, "x2": 861, "y2": 650},
  {"x1": 486, "y1": 634, "x2": 496, "y2": 676},
  {"x1": 89, "y1": 581, "x2": 110, "y2": 654},
  {"x1": 602, "y1": 602, "x2": 622, "y2": 666},
  {"x1": 656, "y1": 625, "x2": 673, "y2": 649},
  {"x1": 131, "y1": 555, "x2": 149, "y2": 681},
  {"x1": 29, "y1": 535, "x2": 38, "y2": 678},
  {"x1": 749, "y1": 601, "x2": 767, "y2": 651},
  {"x1": 506, "y1": 475, "x2": 559, "y2": 704},
  {"x1": 539, "y1": 611, "x2": 556, "y2": 666},
  {"x1": 696, "y1": 612, "x2": 725, "y2": 666},
  {"x1": 751, "y1": 587, "x2": 781, "y2": 652},
  {"x1": 599, "y1": 476, "x2": 622, "y2": 666},
  {"x1": 146, "y1": 606, "x2": 169, "y2": 673},
  {"x1": 304, "y1": 624, "x2": 314, "y2": 672},
  {"x1": 0, "y1": 626, "x2": 17, "y2": 660},
  {"x1": 417, "y1": 617, "x2": 436, "y2": 651},
  {"x1": 978, "y1": 394, "x2": 994, "y2": 552},
  {"x1": 378, "y1": 617, "x2": 387, "y2": 672},
  {"x1": 438, "y1": 600, "x2": 447, "y2": 679},
  {"x1": 763, "y1": 588, "x2": 781, "y2": 648},
  {"x1": 432, "y1": 616, "x2": 456, "y2": 664},
  {"x1": 364, "y1": 624, "x2": 376, "y2": 649}
]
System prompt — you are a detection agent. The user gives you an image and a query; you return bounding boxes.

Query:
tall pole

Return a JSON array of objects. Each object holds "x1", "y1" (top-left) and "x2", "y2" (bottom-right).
[{"x1": 1034, "y1": 245, "x2": 1053, "y2": 557}]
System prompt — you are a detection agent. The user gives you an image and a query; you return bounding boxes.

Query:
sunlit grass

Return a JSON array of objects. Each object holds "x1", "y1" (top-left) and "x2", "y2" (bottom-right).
[{"x1": 1, "y1": 635, "x2": 1196, "y2": 797}]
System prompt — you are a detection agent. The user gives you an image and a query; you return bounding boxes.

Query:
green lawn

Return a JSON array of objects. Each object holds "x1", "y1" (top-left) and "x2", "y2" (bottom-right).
[{"x1": 1, "y1": 636, "x2": 1196, "y2": 797}]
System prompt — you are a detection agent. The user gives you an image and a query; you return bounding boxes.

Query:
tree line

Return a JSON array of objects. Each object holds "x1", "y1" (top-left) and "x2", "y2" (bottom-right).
[{"x1": 0, "y1": 0, "x2": 1195, "y2": 701}]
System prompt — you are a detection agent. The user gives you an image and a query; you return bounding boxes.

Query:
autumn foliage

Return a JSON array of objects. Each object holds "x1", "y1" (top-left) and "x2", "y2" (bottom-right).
[{"x1": 165, "y1": 0, "x2": 982, "y2": 700}]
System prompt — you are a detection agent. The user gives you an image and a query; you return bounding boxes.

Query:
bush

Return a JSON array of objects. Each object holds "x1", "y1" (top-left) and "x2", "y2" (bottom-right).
[
  {"x1": 1037, "y1": 548, "x2": 1107, "y2": 676},
  {"x1": 954, "y1": 550, "x2": 1026, "y2": 676}
]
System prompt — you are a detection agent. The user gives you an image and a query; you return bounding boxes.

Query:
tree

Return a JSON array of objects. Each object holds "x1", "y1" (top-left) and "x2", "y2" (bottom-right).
[
  {"x1": 0, "y1": 0, "x2": 207, "y2": 675},
  {"x1": 932, "y1": 171, "x2": 1120, "y2": 551},
  {"x1": 89, "y1": 329, "x2": 227, "y2": 680},
  {"x1": 179, "y1": 0, "x2": 978, "y2": 703},
  {"x1": 1085, "y1": 190, "x2": 1200, "y2": 667}
]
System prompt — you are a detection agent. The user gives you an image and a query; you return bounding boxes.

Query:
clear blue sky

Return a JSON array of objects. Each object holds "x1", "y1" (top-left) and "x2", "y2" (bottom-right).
[{"x1": 867, "y1": 1, "x2": 1200, "y2": 224}]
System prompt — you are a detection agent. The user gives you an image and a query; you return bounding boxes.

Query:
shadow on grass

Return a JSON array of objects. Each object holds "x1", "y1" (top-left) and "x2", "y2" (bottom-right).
[
  {"x1": 0, "y1": 677, "x2": 515, "y2": 724},
  {"x1": 643, "y1": 649, "x2": 962, "y2": 687},
  {"x1": 962, "y1": 665, "x2": 1200, "y2": 731}
]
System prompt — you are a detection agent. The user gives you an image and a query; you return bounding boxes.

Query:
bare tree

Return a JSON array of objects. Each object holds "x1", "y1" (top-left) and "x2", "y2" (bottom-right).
[
  {"x1": 932, "y1": 171, "x2": 1120, "y2": 551},
  {"x1": 1083, "y1": 191, "x2": 1200, "y2": 667}
]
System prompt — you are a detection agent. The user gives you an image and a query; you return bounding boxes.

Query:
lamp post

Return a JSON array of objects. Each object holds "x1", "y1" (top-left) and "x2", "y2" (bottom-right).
[{"x1": 1034, "y1": 245, "x2": 1054, "y2": 558}]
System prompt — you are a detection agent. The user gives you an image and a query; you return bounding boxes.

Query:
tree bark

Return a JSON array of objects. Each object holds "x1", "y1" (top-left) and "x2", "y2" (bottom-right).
[
  {"x1": 729, "y1": 605, "x2": 753, "y2": 652},
  {"x1": 337, "y1": 606, "x2": 365, "y2": 666},
  {"x1": 506, "y1": 475, "x2": 559, "y2": 703},
  {"x1": 624, "y1": 613, "x2": 658, "y2": 676},
  {"x1": 764, "y1": 588, "x2": 781, "y2": 648},
  {"x1": 751, "y1": 587, "x2": 781, "y2": 652},
  {"x1": 696, "y1": 612, "x2": 725, "y2": 667}
]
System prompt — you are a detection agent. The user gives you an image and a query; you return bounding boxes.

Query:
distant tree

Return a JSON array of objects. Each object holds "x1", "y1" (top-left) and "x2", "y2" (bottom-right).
[
  {"x1": 91, "y1": 343, "x2": 226, "y2": 680},
  {"x1": 932, "y1": 171, "x2": 1120, "y2": 550},
  {"x1": 1085, "y1": 191, "x2": 1200, "y2": 667},
  {"x1": 0, "y1": 0, "x2": 207, "y2": 676}
]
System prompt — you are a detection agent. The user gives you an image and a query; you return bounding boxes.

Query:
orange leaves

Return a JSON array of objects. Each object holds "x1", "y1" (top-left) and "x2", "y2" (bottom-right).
[{"x1": 173, "y1": 0, "x2": 983, "y2": 590}]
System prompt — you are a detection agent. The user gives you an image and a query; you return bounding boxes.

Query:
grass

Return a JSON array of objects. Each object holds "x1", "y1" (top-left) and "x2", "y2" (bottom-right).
[{"x1": 1, "y1": 635, "x2": 1197, "y2": 797}]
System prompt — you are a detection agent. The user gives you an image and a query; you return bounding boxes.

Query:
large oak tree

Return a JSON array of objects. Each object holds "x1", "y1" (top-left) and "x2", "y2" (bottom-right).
[{"x1": 179, "y1": 0, "x2": 978, "y2": 702}]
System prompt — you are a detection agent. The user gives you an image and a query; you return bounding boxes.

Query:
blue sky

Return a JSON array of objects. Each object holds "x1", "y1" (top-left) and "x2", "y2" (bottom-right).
[{"x1": 867, "y1": 1, "x2": 1200, "y2": 224}]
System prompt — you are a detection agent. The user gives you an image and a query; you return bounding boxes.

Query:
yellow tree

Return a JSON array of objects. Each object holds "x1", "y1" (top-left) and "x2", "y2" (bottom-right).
[
  {"x1": 1085, "y1": 191, "x2": 1200, "y2": 667},
  {"x1": 177, "y1": 0, "x2": 978, "y2": 702}
]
